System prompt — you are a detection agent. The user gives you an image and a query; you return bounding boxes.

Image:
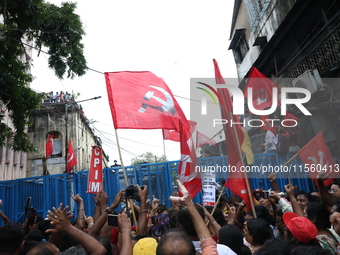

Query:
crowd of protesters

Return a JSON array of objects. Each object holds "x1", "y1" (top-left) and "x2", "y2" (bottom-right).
[
  {"x1": 43, "y1": 91, "x2": 71, "y2": 103},
  {"x1": 1, "y1": 175, "x2": 340, "y2": 255}
]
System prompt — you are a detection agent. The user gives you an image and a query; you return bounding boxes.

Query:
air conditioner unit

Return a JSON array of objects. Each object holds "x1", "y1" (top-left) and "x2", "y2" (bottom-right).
[{"x1": 292, "y1": 69, "x2": 323, "y2": 98}]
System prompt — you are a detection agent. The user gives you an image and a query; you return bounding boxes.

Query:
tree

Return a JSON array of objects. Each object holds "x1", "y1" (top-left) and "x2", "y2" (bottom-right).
[
  {"x1": 130, "y1": 152, "x2": 167, "y2": 166},
  {"x1": 0, "y1": 0, "x2": 87, "y2": 152}
]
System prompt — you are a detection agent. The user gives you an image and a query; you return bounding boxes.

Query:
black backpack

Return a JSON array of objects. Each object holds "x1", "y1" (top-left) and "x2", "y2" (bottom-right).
[{"x1": 276, "y1": 133, "x2": 290, "y2": 155}]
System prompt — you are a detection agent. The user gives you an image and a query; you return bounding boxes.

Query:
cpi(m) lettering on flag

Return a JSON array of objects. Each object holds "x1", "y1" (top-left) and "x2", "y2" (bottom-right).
[
  {"x1": 87, "y1": 146, "x2": 104, "y2": 194},
  {"x1": 298, "y1": 132, "x2": 336, "y2": 186}
]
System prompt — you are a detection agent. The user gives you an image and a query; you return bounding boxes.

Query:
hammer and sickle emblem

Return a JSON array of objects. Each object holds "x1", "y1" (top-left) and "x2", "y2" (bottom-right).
[
  {"x1": 138, "y1": 86, "x2": 176, "y2": 115},
  {"x1": 67, "y1": 153, "x2": 74, "y2": 163},
  {"x1": 255, "y1": 89, "x2": 268, "y2": 105}
]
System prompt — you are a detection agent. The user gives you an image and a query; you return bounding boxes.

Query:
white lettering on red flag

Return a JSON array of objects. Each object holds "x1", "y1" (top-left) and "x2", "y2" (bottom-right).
[{"x1": 87, "y1": 146, "x2": 103, "y2": 194}]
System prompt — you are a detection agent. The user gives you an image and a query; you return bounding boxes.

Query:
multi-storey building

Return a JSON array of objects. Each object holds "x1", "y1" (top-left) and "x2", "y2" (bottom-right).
[
  {"x1": 229, "y1": 0, "x2": 340, "y2": 157},
  {"x1": 27, "y1": 99, "x2": 109, "y2": 176}
]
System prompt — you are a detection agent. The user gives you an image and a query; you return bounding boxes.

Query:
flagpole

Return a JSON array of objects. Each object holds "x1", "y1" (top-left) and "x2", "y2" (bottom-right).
[
  {"x1": 163, "y1": 139, "x2": 166, "y2": 159},
  {"x1": 212, "y1": 186, "x2": 225, "y2": 215},
  {"x1": 114, "y1": 128, "x2": 138, "y2": 226},
  {"x1": 268, "y1": 152, "x2": 299, "y2": 179},
  {"x1": 230, "y1": 111, "x2": 257, "y2": 218}
]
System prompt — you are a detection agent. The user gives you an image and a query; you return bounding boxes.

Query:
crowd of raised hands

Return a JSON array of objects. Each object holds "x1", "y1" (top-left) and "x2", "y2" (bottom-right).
[
  {"x1": 0, "y1": 180, "x2": 224, "y2": 255},
  {"x1": 2, "y1": 177, "x2": 340, "y2": 255}
]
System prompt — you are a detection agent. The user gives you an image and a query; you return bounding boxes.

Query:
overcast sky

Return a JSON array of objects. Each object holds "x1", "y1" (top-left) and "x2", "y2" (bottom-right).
[{"x1": 30, "y1": 0, "x2": 238, "y2": 166}]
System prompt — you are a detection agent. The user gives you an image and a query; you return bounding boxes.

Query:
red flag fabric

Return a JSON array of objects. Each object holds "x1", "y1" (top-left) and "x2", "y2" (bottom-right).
[
  {"x1": 105, "y1": 71, "x2": 188, "y2": 131},
  {"x1": 87, "y1": 146, "x2": 104, "y2": 193},
  {"x1": 105, "y1": 71, "x2": 201, "y2": 197},
  {"x1": 298, "y1": 132, "x2": 335, "y2": 186},
  {"x1": 244, "y1": 67, "x2": 278, "y2": 111},
  {"x1": 244, "y1": 67, "x2": 298, "y2": 132},
  {"x1": 178, "y1": 121, "x2": 202, "y2": 198},
  {"x1": 163, "y1": 120, "x2": 197, "y2": 142},
  {"x1": 196, "y1": 131, "x2": 216, "y2": 148},
  {"x1": 213, "y1": 59, "x2": 252, "y2": 211},
  {"x1": 67, "y1": 139, "x2": 77, "y2": 173},
  {"x1": 45, "y1": 135, "x2": 54, "y2": 158}
]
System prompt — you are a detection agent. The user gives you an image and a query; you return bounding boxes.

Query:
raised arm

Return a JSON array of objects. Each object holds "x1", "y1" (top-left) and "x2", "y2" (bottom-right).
[
  {"x1": 285, "y1": 180, "x2": 304, "y2": 216},
  {"x1": 170, "y1": 180, "x2": 218, "y2": 255},
  {"x1": 47, "y1": 204, "x2": 106, "y2": 255},
  {"x1": 72, "y1": 194, "x2": 86, "y2": 230}
]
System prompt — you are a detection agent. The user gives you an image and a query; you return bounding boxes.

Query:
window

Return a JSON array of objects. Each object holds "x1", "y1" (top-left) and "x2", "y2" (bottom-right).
[
  {"x1": 46, "y1": 131, "x2": 62, "y2": 157},
  {"x1": 229, "y1": 29, "x2": 249, "y2": 64}
]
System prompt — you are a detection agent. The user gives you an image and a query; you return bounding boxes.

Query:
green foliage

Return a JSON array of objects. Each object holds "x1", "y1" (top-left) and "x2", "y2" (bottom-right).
[
  {"x1": 130, "y1": 152, "x2": 168, "y2": 166},
  {"x1": 0, "y1": 0, "x2": 87, "y2": 152}
]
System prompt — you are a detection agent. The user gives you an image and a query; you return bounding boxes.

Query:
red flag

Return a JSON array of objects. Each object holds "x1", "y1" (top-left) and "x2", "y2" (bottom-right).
[
  {"x1": 178, "y1": 120, "x2": 202, "y2": 198},
  {"x1": 163, "y1": 120, "x2": 197, "y2": 142},
  {"x1": 298, "y1": 132, "x2": 335, "y2": 186},
  {"x1": 105, "y1": 71, "x2": 188, "y2": 131},
  {"x1": 67, "y1": 139, "x2": 77, "y2": 173},
  {"x1": 244, "y1": 67, "x2": 278, "y2": 111},
  {"x1": 45, "y1": 135, "x2": 54, "y2": 158},
  {"x1": 213, "y1": 59, "x2": 252, "y2": 211},
  {"x1": 244, "y1": 67, "x2": 298, "y2": 131},
  {"x1": 196, "y1": 131, "x2": 216, "y2": 148},
  {"x1": 105, "y1": 71, "x2": 200, "y2": 197},
  {"x1": 87, "y1": 146, "x2": 104, "y2": 193}
]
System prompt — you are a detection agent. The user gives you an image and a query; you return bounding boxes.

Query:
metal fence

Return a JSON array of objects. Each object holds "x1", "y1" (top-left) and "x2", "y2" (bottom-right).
[{"x1": 0, "y1": 153, "x2": 319, "y2": 226}]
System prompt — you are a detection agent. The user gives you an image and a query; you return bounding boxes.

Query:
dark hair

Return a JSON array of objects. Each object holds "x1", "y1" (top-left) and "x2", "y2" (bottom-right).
[
  {"x1": 156, "y1": 228, "x2": 195, "y2": 255},
  {"x1": 296, "y1": 191, "x2": 313, "y2": 202},
  {"x1": 219, "y1": 224, "x2": 251, "y2": 255},
  {"x1": 167, "y1": 207, "x2": 178, "y2": 229},
  {"x1": 25, "y1": 242, "x2": 57, "y2": 255},
  {"x1": 205, "y1": 206, "x2": 227, "y2": 226},
  {"x1": 246, "y1": 218, "x2": 272, "y2": 246},
  {"x1": 96, "y1": 236, "x2": 112, "y2": 255},
  {"x1": 26, "y1": 229, "x2": 43, "y2": 242},
  {"x1": 260, "y1": 238, "x2": 292, "y2": 255},
  {"x1": 246, "y1": 205, "x2": 276, "y2": 226},
  {"x1": 292, "y1": 246, "x2": 333, "y2": 255},
  {"x1": 0, "y1": 222, "x2": 25, "y2": 253},
  {"x1": 177, "y1": 204, "x2": 205, "y2": 237},
  {"x1": 157, "y1": 204, "x2": 168, "y2": 214},
  {"x1": 306, "y1": 202, "x2": 331, "y2": 230}
]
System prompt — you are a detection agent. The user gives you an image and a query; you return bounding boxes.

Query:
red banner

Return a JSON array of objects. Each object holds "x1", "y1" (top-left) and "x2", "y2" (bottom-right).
[
  {"x1": 45, "y1": 135, "x2": 54, "y2": 158},
  {"x1": 298, "y1": 132, "x2": 335, "y2": 186},
  {"x1": 196, "y1": 131, "x2": 216, "y2": 148},
  {"x1": 213, "y1": 59, "x2": 253, "y2": 211},
  {"x1": 105, "y1": 71, "x2": 189, "y2": 132},
  {"x1": 87, "y1": 146, "x2": 104, "y2": 194},
  {"x1": 67, "y1": 139, "x2": 77, "y2": 173}
]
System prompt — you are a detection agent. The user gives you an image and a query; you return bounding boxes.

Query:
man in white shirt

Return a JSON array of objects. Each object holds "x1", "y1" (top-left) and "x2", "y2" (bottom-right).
[{"x1": 264, "y1": 130, "x2": 278, "y2": 153}]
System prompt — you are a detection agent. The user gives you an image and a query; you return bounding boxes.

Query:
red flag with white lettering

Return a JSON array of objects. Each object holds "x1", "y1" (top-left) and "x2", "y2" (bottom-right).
[
  {"x1": 298, "y1": 132, "x2": 335, "y2": 186},
  {"x1": 196, "y1": 131, "x2": 216, "y2": 148},
  {"x1": 105, "y1": 71, "x2": 188, "y2": 131},
  {"x1": 46, "y1": 135, "x2": 54, "y2": 158},
  {"x1": 87, "y1": 146, "x2": 104, "y2": 194},
  {"x1": 67, "y1": 139, "x2": 77, "y2": 173}
]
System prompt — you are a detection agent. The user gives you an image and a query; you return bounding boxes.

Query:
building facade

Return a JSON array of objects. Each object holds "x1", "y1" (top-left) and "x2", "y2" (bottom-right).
[
  {"x1": 229, "y1": 0, "x2": 340, "y2": 157},
  {"x1": 27, "y1": 100, "x2": 109, "y2": 176},
  {"x1": 0, "y1": 35, "x2": 32, "y2": 181}
]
